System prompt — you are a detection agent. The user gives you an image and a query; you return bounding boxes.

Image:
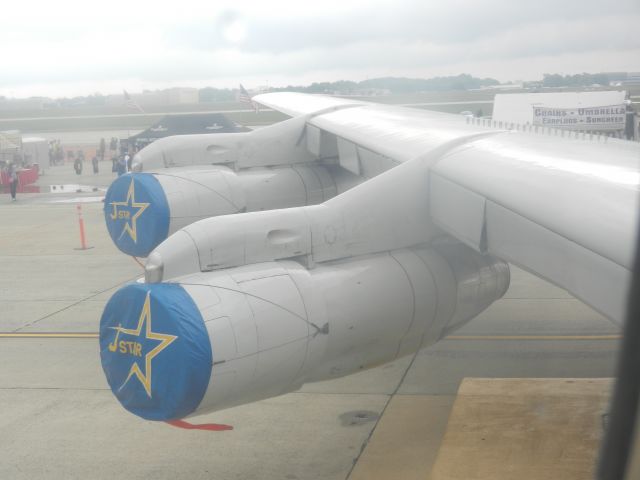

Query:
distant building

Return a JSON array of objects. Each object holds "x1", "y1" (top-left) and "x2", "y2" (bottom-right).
[
  {"x1": 523, "y1": 81, "x2": 543, "y2": 90},
  {"x1": 164, "y1": 87, "x2": 199, "y2": 105},
  {"x1": 478, "y1": 83, "x2": 524, "y2": 91},
  {"x1": 609, "y1": 72, "x2": 640, "y2": 87},
  {"x1": 341, "y1": 88, "x2": 391, "y2": 97},
  {"x1": 0, "y1": 97, "x2": 49, "y2": 111},
  {"x1": 106, "y1": 88, "x2": 199, "y2": 108}
]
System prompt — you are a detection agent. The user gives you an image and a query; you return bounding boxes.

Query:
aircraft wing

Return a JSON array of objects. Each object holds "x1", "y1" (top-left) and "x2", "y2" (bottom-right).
[
  {"x1": 427, "y1": 133, "x2": 637, "y2": 324},
  {"x1": 252, "y1": 91, "x2": 365, "y2": 117},
  {"x1": 128, "y1": 90, "x2": 638, "y2": 321},
  {"x1": 99, "y1": 93, "x2": 639, "y2": 421},
  {"x1": 252, "y1": 92, "x2": 639, "y2": 322}
]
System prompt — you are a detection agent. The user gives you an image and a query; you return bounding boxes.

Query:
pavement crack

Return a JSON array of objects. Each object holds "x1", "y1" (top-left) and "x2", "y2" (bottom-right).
[
  {"x1": 345, "y1": 348, "x2": 422, "y2": 480},
  {"x1": 12, "y1": 274, "x2": 141, "y2": 333}
]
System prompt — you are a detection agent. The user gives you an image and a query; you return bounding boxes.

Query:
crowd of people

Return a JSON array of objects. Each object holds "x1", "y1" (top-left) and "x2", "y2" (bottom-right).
[
  {"x1": 55, "y1": 137, "x2": 137, "y2": 177},
  {"x1": 0, "y1": 152, "x2": 25, "y2": 201},
  {"x1": 112, "y1": 151, "x2": 132, "y2": 176},
  {"x1": 48, "y1": 140, "x2": 65, "y2": 166},
  {"x1": 4, "y1": 136, "x2": 138, "y2": 202}
]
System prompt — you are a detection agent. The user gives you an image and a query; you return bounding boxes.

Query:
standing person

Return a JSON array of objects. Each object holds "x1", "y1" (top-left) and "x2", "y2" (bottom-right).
[
  {"x1": 99, "y1": 138, "x2": 106, "y2": 161},
  {"x1": 48, "y1": 142, "x2": 54, "y2": 166},
  {"x1": 55, "y1": 142, "x2": 63, "y2": 165},
  {"x1": 125, "y1": 152, "x2": 132, "y2": 172},
  {"x1": 58, "y1": 141, "x2": 64, "y2": 165},
  {"x1": 92, "y1": 155, "x2": 99, "y2": 174},
  {"x1": 116, "y1": 154, "x2": 127, "y2": 177},
  {"x1": 74, "y1": 155, "x2": 83, "y2": 175},
  {"x1": 8, "y1": 163, "x2": 18, "y2": 201}
]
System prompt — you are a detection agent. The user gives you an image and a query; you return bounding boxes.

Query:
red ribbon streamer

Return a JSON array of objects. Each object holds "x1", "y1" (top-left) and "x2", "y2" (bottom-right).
[{"x1": 166, "y1": 419, "x2": 233, "y2": 431}]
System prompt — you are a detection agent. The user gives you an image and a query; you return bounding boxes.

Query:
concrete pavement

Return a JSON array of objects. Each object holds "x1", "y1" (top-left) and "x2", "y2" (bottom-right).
[{"x1": 0, "y1": 163, "x2": 620, "y2": 479}]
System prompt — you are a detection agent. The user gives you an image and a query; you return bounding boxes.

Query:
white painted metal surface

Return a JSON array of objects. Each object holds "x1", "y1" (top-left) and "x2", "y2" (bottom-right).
[
  {"x1": 178, "y1": 244, "x2": 508, "y2": 415},
  {"x1": 148, "y1": 98, "x2": 638, "y2": 323},
  {"x1": 146, "y1": 131, "x2": 493, "y2": 282},
  {"x1": 150, "y1": 164, "x2": 344, "y2": 236},
  {"x1": 429, "y1": 131, "x2": 638, "y2": 321},
  {"x1": 255, "y1": 92, "x2": 638, "y2": 323},
  {"x1": 251, "y1": 92, "x2": 363, "y2": 117},
  {"x1": 102, "y1": 92, "x2": 639, "y2": 423},
  {"x1": 133, "y1": 115, "x2": 316, "y2": 171}
]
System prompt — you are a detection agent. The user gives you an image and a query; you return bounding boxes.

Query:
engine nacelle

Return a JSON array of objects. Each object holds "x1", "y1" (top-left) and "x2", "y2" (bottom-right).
[
  {"x1": 99, "y1": 243, "x2": 509, "y2": 421},
  {"x1": 131, "y1": 115, "x2": 316, "y2": 171},
  {"x1": 104, "y1": 165, "x2": 360, "y2": 257}
]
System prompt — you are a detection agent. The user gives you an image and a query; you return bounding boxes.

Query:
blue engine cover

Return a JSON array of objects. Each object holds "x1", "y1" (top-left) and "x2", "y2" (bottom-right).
[
  {"x1": 104, "y1": 173, "x2": 170, "y2": 257},
  {"x1": 100, "y1": 283, "x2": 212, "y2": 421}
]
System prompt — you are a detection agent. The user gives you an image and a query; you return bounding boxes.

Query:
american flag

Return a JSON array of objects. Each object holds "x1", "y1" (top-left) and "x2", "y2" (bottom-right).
[
  {"x1": 123, "y1": 90, "x2": 145, "y2": 113},
  {"x1": 238, "y1": 84, "x2": 258, "y2": 112}
]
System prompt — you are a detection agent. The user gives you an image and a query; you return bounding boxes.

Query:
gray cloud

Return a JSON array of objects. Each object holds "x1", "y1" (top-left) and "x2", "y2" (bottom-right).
[
  {"x1": 166, "y1": 0, "x2": 639, "y2": 53},
  {"x1": 1, "y1": 0, "x2": 639, "y2": 96}
]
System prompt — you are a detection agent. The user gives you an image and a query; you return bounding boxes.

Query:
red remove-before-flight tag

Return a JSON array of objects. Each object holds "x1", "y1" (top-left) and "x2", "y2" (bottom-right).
[{"x1": 166, "y1": 419, "x2": 233, "y2": 431}]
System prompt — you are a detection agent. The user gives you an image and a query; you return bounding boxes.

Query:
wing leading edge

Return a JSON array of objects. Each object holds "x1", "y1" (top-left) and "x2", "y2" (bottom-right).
[{"x1": 253, "y1": 92, "x2": 364, "y2": 117}]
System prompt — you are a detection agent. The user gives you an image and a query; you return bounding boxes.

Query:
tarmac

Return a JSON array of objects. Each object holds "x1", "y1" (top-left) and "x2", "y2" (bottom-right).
[{"x1": 0, "y1": 162, "x2": 621, "y2": 479}]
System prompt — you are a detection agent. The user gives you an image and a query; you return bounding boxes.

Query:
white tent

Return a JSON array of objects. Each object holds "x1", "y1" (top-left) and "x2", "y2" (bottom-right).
[{"x1": 22, "y1": 137, "x2": 48, "y2": 173}]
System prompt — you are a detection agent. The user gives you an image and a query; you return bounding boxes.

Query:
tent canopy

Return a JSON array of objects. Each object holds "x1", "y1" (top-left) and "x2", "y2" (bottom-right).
[{"x1": 129, "y1": 113, "x2": 250, "y2": 144}]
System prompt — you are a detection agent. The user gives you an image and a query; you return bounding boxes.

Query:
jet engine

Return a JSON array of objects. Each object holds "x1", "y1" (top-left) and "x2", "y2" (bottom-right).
[
  {"x1": 104, "y1": 112, "x2": 365, "y2": 257},
  {"x1": 100, "y1": 121, "x2": 511, "y2": 422},
  {"x1": 104, "y1": 164, "x2": 359, "y2": 257},
  {"x1": 99, "y1": 243, "x2": 509, "y2": 421}
]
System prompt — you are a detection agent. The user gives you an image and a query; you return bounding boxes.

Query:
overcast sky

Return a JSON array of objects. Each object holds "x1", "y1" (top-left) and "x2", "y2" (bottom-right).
[{"x1": 1, "y1": 0, "x2": 639, "y2": 98}]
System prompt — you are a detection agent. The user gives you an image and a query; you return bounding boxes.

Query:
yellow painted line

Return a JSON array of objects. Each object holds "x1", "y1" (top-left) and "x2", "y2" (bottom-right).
[
  {"x1": 0, "y1": 333, "x2": 621, "y2": 341},
  {"x1": 0, "y1": 333, "x2": 98, "y2": 338},
  {"x1": 446, "y1": 334, "x2": 621, "y2": 341}
]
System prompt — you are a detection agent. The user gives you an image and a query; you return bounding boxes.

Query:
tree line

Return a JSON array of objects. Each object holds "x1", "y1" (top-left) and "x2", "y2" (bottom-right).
[
  {"x1": 541, "y1": 73, "x2": 615, "y2": 88},
  {"x1": 7, "y1": 72, "x2": 629, "y2": 106}
]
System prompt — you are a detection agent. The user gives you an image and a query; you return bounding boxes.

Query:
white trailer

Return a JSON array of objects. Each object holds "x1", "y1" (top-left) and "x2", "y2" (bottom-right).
[{"x1": 493, "y1": 90, "x2": 629, "y2": 135}]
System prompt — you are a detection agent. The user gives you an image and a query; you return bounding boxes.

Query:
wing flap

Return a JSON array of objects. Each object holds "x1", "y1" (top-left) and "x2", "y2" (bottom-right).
[
  {"x1": 483, "y1": 201, "x2": 630, "y2": 323},
  {"x1": 430, "y1": 174, "x2": 486, "y2": 252},
  {"x1": 429, "y1": 133, "x2": 638, "y2": 323}
]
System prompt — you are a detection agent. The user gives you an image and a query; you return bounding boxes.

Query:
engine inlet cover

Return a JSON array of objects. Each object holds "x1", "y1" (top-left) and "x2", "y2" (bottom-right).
[
  {"x1": 100, "y1": 282, "x2": 212, "y2": 420},
  {"x1": 104, "y1": 173, "x2": 170, "y2": 257}
]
